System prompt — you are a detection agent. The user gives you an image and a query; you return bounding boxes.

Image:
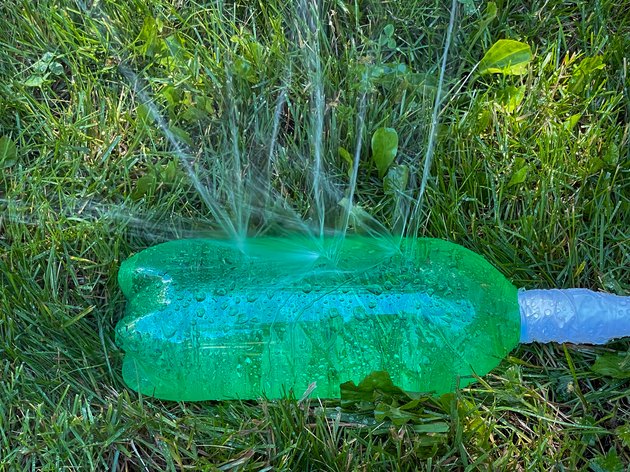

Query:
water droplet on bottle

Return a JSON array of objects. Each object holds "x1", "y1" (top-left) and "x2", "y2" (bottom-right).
[
  {"x1": 368, "y1": 284, "x2": 383, "y2": 295},
  {"x1": 195, "y1": 292, "x2": 206, "y2": 302},
  {"x1": 161, "y1": 325, "x2": 178, "y2": 338},
  {"x1": 354, "y1": 306, "x2": 367, "y2": 321},
  {"x1": 384, "y1": 280, "x2": 394, "y2": 291},
  {"x1": 302, "y1": 283, "x2": 312, "y2": 294}
]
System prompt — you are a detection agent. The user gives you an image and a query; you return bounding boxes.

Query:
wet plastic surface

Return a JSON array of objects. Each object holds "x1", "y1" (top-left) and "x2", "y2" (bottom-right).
[
  {"x1": 519, "y1": 288, "x2": 630, "y2": 344},
  {"x1": 117, "y1": 236, "x2": 521, "y2": 400}
]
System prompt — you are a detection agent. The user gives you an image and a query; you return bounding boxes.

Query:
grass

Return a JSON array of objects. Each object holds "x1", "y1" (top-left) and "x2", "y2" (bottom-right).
[{"x1": 0, "y1": 0, "x2": 629, "y2": 469}]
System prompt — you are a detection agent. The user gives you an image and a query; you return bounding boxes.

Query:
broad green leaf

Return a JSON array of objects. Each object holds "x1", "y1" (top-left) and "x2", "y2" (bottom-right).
[
  {"x1": 32, "y1": 52, "x2": 55, "y2": 74},
  {"x1": 49, "y1": 62, "x2": 64, "y2": 76},
  {"x1": 338, "y1": 146, "x2": 353, "y2": 166},
  {"x1": 484, "y1": 2, "x2": 497, "y2": 22},
  {"x1": 163, "y1": 34, "x2": 186, "y2": 64},
  {"x1": 131, "y1": 173, "x2": 157, "y2": 200},
  {"x1": 233, "y1": 56, "x2": 256, "y2": 82},
  {"x1": 161, "y1": 160, "x2": 185, "y2": 183},
  {"x1": 478, "y1": 39, "x2": 532, "y2": 76},
  {"x1": 24, "y1": 75, "x2": 46, "y2": 87},
  {"x1": 591, "y1": 352, "x2": 630, "y2": 379},
  {"x1": 602, "y1": 143, "x2": 619, "y2": 166},
  {"x1": 364, "y1": 63, "x2": 409, "y2": 91},
  {"x1": 474, "y1": 109, "x2": 492, "y2": 134},
  {"x1": 197, "y1": 96, "x2": 216, "y2": 114},
  {"x1": 0, "y1": 136, "x2": 18, "y2": 167},
  {"x1": 160, "y1": 85, "x2": 181, "y2": 107},
  {"x1": 375, "y1": 401, "x2": 421, "y2": 425},
  {"x1": 231, "y1": 34, "x2": 266, "y2": 65},
  {"x1": 338, "y1": 146, "x2": 354, "y2": 177},
  {"x1": 379, "y1": 24, "x2": 395, "y2": 47},
  {"x1": 371, "y1": 127, "x2": 398, "y2": 178},
  {"x1": 563, "y1": 113, "x2": 582, "y2": 131},
  {"x1": 368, "y1": 65, "x2": 386, "y2": 79},
  {"x1": 245, "y1": 40, "x2": 265, "y2": 65},
  {"x1": 398, "y1": 398, "x2": 423, "y2": 411},
  {"x1": 137, "y1": 16, "x2": 164, "y2": 57},
  {"x1": 495, "y1": 85, "x2": 525, "y2": 113},
  {"x1": 136, "y1": 103, "x2": 154, "y2": 127},
  {"x1": 568, "y1": 56, "x2": 605, "y2": 95},
  {"x1": 168, "y1": 125, "x2": 192, "y2": 146},
  {"x1": 383, "y1": 164, "x2": 409, "y2": 195},
  {"x1": 182, "y1": 106, "x2": 208, "y2": 123},
  {"x1": 513, "y1": 157, "x2": 525, "y2": 169},
  {"x1": 340, "y1": 371, "x2": 408, "y2": 404},
  {"x1": 508, "y1": 165, "x2": 528, "y2": 187},
  {"x1": 588, "y1": 158, "x2": 605, "y2": 175}
]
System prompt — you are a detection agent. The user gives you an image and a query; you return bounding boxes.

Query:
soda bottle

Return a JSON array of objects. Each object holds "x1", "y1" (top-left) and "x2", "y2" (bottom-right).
[{"x1": 116, "y1": 236, "x2": 628, "y2": 401}]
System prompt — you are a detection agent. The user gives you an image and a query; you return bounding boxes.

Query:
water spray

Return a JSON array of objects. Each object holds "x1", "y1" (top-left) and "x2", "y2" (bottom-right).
[{"x1": 78, "y1": 1, "x2": 629, "y2": 401}]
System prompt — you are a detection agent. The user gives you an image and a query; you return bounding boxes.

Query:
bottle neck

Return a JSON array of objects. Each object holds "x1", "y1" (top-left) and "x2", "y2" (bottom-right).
[{"x1": 519, "y1": 288, "x2": 630, "y2": 344}]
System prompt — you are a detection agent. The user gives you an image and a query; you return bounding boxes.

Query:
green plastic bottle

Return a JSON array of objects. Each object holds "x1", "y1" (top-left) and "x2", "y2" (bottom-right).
[{"x1": 116, "y1": 236, "x2": 521, "y2": 401}]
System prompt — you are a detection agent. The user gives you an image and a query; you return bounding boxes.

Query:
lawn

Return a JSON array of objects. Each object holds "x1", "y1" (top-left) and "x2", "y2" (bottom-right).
[{"x1": 1, "y1": 0, "x2": 629, "y2": 470}]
